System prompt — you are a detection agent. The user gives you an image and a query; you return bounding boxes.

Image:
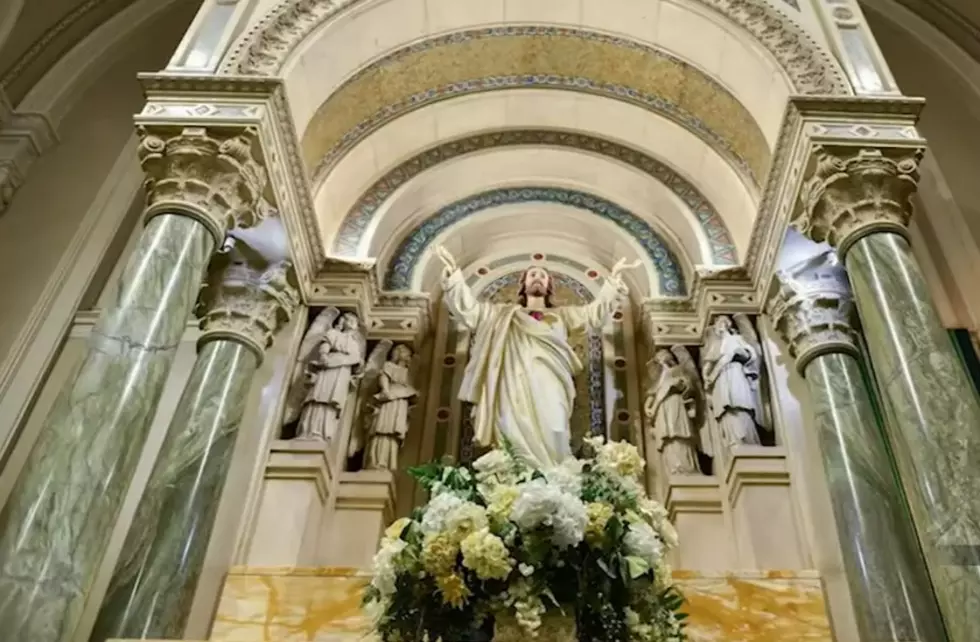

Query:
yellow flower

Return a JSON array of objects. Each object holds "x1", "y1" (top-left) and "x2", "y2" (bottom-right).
[
  {"x1": 585, "y1": 502, "x2": 614, "y2": 546},
  {"x1": 421, "y1": 532, "x2": 459, "y2": 578},
  {"x1": 384, "y1": 517, "x2": 411, "y2": 540},
  {"x1": 460, "y1": 528, "x2": 514, "y2": 580},
  {"x1": 598, "y1": 441, "x2": 645, "y2": 479},
  {"x1": 487, "y1": 485, "x2": 519, "y2": 523},
  {"x1": 436, "y1": 573, "x2": 470, "y2": 608}
]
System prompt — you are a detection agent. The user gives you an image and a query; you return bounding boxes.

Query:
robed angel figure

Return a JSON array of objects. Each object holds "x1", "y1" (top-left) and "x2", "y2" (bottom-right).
[
  {"x1": 348, "y1": 342, "x2": 419, "y2": 471},
  {"x1": 436, "y1": 245, "x2": 640, "y2": 469},
  {"x1": 282, "y1": 307, "x2": 366, "y2": 444},
  {"x1": 643, "y1": 346, "x2": 706, "y2": 476}
]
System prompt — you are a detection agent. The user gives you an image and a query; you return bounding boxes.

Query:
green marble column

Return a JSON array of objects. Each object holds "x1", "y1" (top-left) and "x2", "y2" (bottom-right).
[
  {"x1": 794, "y1": 145, "x2": 980, "y2": 641},
  {"x1": 769, "y1": 251, "x2": 946, "y2": 642},
  {"x1": 90, "y1": 227, "x2": 299, "y2": 641},
  {"x1": 89, "y1": 340, "x2": 258, "y2": 640},
  {"x1": 845, "y1": 232, "x2": 980, "y2": 641},
  {"x1": 0, "y1": 214, "x2": 215, "y2": 642}
]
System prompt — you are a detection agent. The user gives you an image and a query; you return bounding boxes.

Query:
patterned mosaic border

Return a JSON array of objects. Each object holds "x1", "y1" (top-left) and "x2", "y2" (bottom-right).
[
  {"x1": 332, "y1": 130, "x2": 738, "y2": 265},
  {"x1": 382, "y1": 187, "x2": 687, "y2": 296},
  {"x1": 305, "y1": 26, "x2": 769, "y2": 187}
]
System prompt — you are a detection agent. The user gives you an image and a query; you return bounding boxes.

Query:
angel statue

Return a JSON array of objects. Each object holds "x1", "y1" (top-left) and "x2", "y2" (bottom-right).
[
  {"x1": 732, "y1": 313, "x2": 770, "y2": 434},
  {"x1": 701, "y1": 314, "x2": 762, "y2": 449},
  {"x1": 282, "y1": 307, "x2": 365, "y2": 444},
  {"x1": 436, "y1": 244, "x2": 640, "y2": 469},
  {"x1": 643, "y1": 347, "x2": 703, "y2": 476},
  {"x1": 350, "y1": 342, "x2": 419, "y2": 471}
]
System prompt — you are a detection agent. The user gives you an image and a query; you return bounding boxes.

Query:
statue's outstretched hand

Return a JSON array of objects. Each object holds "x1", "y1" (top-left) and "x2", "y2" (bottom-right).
[
  {"x1": 435, "y1": 245, "x2": 458, "y2": 278},
  {"x1": 611, "y1": 257, "x2": 642, "y2": 280}
]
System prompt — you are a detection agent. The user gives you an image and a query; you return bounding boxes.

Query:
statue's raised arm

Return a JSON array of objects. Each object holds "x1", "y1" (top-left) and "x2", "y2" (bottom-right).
[
  {"x1": 437, "y1": 245, "x2": 488, "y2": 331},
  {"x1": 559, "y1": 257, "x2": 641, "y2": 332}
]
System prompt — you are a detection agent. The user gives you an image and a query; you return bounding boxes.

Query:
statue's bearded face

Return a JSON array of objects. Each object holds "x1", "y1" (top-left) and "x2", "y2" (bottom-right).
[{"x1": 523, "y1": 266, "x2": 551, "y2": 297}]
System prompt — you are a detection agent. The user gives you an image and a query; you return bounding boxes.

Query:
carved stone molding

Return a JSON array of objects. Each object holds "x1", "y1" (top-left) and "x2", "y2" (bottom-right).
[
  {"x1": 795, "y1": 145, "x2": 925, "y2": 256},
  {"x1": 198, "y1": 254, "x2": 301, "y2": 361},
  {"x1": 766, "y1": 250, "x2": 859, "y2": 373},
  {"x1": 137, "y1": 125, "x2": 269, "y2": 243},
  {"x1": 219, "y1": 0, "x2": 849, "y2": 96},
  {"x1": 0, "y1": 89, "x2": 58, "y2": 215}
]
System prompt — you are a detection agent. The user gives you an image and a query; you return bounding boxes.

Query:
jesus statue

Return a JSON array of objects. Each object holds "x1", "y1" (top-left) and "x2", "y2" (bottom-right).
[{"x1": 436, "y1": 246, "x2": 640, "y2": 469}]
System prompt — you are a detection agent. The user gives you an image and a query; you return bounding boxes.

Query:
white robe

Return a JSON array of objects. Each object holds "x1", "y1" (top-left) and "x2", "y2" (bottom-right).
[{"x1": 443, "y1": 270, "x2": 624, "y2": 469}]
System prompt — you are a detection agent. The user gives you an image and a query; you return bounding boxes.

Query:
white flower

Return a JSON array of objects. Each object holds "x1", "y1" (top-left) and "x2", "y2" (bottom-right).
[
  {"x1": 510, "y1": 478, "x2": 587, "y2": 548},
  {"x1": 474, "y1": 449, "x2": 512, "y2": 476},
  {"x1": 371, "y1": 537, "x2": 407, "y2": 598},
  {"x1": 624, "y1": 521, "x2": 664, "y2": 565},
  {"x1": 543, "y1": 458, "x2": 584, "y2": 496},
  {"x1": 420, "y1": 493, "x2": 488, "y2": 541},
  {"x1": 518, "y1": 563, "x2": 535, "y2": 577}
]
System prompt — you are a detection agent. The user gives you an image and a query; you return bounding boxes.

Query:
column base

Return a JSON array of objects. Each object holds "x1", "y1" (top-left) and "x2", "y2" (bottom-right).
[
  {"x1": 664, "y1": 473, "x2": 735, "y2": 572},
  {"x1": 724, "y1": 446, "x2": 808, "y2": 570},
  {"x1": 243, "y1": 439, "x2": 333, "y2": 566},
  {"x1": 319, "y1": 470, "x2": 397, "y2": 568}
]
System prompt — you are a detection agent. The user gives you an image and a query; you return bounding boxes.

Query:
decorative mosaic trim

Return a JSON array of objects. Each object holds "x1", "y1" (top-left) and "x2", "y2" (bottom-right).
[
  {"x1": 222, "y1": 0, "x2": 849, "y2": 98},
  {"x1": 383, "y1": 187, "x2": 687, "y2": 296},
  {"x1": 332, "y1": 130, "x2": 738, "y2": 265},
  {"x1": 311, "y1": 26, "x2": 763, "y2": 185}
]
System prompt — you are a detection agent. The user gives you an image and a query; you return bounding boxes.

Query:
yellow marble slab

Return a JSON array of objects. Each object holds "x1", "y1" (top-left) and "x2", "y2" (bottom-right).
[{"x1": 210, "y1": 567, "x2": 831, "y2": 642}]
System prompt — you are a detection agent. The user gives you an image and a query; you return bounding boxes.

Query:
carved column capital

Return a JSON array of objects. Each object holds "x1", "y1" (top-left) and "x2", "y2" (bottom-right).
[
  {"x1": 137, "y1": 125, "x2": 268, "y2": 244},
  {"x1": 795, "y1": 145, "x2": 924, "y2": 257},
  {"x1": 197, "y1": 219, "x2": 301, "y2": 361},
  {"x1": 766, "y1": 251, "x2": 859, "y2": 375}
]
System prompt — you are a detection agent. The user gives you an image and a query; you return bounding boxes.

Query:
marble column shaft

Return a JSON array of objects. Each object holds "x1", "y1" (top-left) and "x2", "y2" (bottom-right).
[
  {"x1": 0, "y1": 126, "x2": 267, "y2": 642},
  {"x1": 90, "y1": 220, "x2": 299, "y2": 641},
  {"x1": 795, "y1": 145, "x2": 980, "y2": 641},
  {"x1": 845, "y1": 232, "x2": 980, "y2": 642},
  {"x1": 768, "y1": 251, "x2": 946, "y2": 641},
  {"x1": 0, "y1": 214, "x2": 214, "y2": 642},
  {"x1": 89, "y1": 340, "x2": 259, "y2": 640},
  {"x1": 805, "y1": 353, "x2": 946, "y2": 641}
]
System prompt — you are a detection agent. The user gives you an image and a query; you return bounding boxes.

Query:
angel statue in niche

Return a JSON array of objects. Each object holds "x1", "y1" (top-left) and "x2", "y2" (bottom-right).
[
  {"x1": 348, "y1": 342, "x2": 419, "y2": 471},
  {"x1": 701, "y1": 314, "x2": 766, "y2": 450},
  {"x1": 435, "y1": 244, "x2": 640, "y2": 469},
  {"x1": 282, "y1": 307, "x2": 365, "y2": 445},
  {"x1": 643, "y1": 346, "x2": 705, "y2": 476}
]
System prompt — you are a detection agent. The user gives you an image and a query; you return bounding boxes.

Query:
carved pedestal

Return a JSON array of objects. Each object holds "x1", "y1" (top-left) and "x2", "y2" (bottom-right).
[
  {"x1": 319, "y1": 470, "x2": 397, "y2": 568},
  {"x1": 244, "y1": 439, "x2": 333, "y2": 566},
  {"x1": 724, "y1": 446, "x2": 808, "y2": 570},
  {"x1": 664, "y1": 474, "x2": 735, "y2": 572}
]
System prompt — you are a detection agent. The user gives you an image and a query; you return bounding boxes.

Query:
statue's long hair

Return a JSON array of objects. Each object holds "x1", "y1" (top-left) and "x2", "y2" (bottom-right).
[{"x1": 517, "y1": 267, "x2": 555, "y2": 308}]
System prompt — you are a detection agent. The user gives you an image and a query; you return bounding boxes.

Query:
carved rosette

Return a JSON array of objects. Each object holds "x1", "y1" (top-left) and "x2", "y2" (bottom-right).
[
  {"x1": 795, "y1": 146, "x2": 924, "y2": 257},
  {"x1": 137, "y1": 126, "x2": 268, "y2": 243},
  {"x1": 197, "y1": 257, "x2": 301, "y2": 361},
  {"x1": 766, "y1": 251, "x2": 859, "y2": 374}
]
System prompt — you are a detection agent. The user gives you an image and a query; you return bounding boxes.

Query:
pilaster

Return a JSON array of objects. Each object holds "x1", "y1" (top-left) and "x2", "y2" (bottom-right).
[
  {"x1": 663, "y1": 474, "x2": 735, "y2": 573},
  {"x1": 723, "y1": 445, "x2": 810, "y2": 571},
  {"x1": 319, "y1": 470, "x2": 398, "y2": 569}
]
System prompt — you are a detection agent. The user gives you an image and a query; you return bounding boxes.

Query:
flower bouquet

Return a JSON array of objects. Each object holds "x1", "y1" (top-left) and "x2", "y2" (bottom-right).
[{"x1": 364, "y1": 437, "x2": 687, "y2": 641}]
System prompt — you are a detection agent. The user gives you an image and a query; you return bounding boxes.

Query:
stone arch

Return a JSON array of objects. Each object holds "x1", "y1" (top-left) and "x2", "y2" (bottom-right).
[
  {"x1": 382, "y1": 186, "x2": 688, "y2": 295},
  {"x1": 220, "y1": 0, "x2": 849, "y2": 98}
]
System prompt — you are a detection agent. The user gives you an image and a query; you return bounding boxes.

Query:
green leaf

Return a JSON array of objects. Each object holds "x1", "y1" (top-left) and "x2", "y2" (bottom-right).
[
  {"x1": 596, "y1": 558, "x2": 616, "y2": 579},
  {"x1": 624, "y1": 555, "x2": 650, "y2": 579}
]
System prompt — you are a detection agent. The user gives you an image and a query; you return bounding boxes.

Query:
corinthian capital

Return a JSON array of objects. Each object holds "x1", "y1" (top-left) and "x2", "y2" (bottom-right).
[
  {"x1": 137, "y1": 126, "x2": 268, "y2": 244},
  {"x1": 197, "y1": 218, "x2": 301, "y2": 360},
  {"x1": 766, "y1": 251, "x2": 859, "y2": 374},
  {"x1": 795, "y1": 146, "x2": 924, "y2": 256}
]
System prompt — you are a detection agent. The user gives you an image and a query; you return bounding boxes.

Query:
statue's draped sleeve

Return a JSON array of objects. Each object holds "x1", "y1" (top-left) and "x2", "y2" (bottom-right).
[
  {"x1": 442, "y1": 269, "x2": 489, "y2": 330},
  {"x1": 557, "y1": 278, "x2": 626, "y2": 332}
]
